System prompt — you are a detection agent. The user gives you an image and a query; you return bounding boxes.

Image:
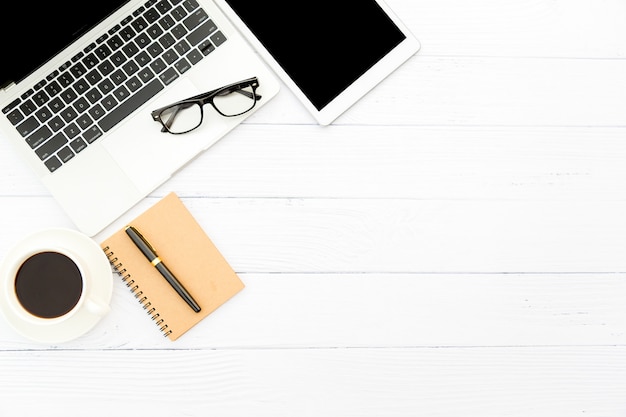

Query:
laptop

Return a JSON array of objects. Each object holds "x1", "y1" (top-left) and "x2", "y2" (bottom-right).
[{"x1": 0, "y1": 0, "x2": 280, "y2": 237}]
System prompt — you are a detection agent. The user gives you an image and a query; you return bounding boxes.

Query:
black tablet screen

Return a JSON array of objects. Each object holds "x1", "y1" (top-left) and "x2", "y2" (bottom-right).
[{"x1": 223, "y1": 0, "x2": 406, "y2": 110}]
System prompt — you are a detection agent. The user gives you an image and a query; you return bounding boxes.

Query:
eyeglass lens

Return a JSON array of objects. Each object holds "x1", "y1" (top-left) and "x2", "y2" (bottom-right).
[{"x1": 158, "y1": 83, "x2": 257, "y2": 134}]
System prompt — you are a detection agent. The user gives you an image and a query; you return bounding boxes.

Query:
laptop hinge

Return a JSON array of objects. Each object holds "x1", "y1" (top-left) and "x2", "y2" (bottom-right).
[{"x1": 1, "y1": 81, "x2": 16, "y2": 93}]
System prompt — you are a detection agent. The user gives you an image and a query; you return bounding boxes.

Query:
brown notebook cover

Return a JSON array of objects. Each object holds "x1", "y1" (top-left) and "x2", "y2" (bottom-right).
[{"x1": 101, "y1": 192, "x2": 244, "y2": 340}]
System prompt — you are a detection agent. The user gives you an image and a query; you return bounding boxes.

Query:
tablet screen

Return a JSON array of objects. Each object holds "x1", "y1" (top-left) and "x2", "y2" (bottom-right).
[{"x1": 222, "y1": 0, "x2": 407, "y2": 111}]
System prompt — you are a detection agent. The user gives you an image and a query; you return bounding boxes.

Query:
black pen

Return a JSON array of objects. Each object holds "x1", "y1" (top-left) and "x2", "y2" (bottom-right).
[{"x1": 125, "y1": 225, "x2": 201, "y2": 313}]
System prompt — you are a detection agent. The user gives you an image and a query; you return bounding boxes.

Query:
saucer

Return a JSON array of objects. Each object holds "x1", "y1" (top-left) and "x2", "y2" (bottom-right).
[{"x1": 0, "y1": 228, "x2": 113, "y2": 344}]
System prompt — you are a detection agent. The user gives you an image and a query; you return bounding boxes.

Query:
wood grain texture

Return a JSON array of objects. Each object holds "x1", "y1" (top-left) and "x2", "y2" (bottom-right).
[
  {"x1": 1, "y1": 347, "x2": 625, "y2": 417},
  {"x1": 0, "y1": 0, "x2": 624, "y2": 415}
]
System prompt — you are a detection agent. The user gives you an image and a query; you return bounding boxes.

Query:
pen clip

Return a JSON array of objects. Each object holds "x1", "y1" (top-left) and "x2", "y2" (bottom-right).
[{"x1": 126, "y1": 226, "x2": 157, "y2": 254}]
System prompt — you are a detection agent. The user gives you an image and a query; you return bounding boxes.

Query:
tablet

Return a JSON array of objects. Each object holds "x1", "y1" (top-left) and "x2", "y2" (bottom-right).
[{"x1": 214, "y1": 0, "x2": 420, "y2": 125}]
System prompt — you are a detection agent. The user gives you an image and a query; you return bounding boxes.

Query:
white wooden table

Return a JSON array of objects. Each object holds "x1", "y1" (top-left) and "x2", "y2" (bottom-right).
[{"x1": 1, "y1": 1, "x2": 626, "y2": 415}]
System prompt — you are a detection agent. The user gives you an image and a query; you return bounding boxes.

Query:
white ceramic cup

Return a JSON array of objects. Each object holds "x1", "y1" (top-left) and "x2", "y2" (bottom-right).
[{"x1": 2, "y1": 244, "x2": 110, "y2": 326}]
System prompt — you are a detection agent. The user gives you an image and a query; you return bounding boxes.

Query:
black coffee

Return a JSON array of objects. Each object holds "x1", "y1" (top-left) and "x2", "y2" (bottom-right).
[{"x1": 14, "y1": 251, "x2": 83, "y2": 319}]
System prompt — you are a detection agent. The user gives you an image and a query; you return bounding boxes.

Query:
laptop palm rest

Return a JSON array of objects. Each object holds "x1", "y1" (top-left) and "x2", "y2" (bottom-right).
[{"x1": 102, "y1": 77, "x2": 233, "y2": 194}]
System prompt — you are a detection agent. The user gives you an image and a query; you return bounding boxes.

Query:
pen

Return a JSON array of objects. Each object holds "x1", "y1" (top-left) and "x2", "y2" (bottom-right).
[{"x1": 125, "y1": 225, "x2": 201, "y2": 313}]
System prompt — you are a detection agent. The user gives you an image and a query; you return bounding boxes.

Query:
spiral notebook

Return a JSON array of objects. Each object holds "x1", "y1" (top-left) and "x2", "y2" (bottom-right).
[{"x1": 101, "y1": 192, "x2": 244, "y2": 341}]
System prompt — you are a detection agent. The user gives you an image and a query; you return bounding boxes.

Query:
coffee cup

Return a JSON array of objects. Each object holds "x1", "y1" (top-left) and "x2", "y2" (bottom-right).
[{"x1": 0, "y1": 228, "x2": 113, "y2": 343}]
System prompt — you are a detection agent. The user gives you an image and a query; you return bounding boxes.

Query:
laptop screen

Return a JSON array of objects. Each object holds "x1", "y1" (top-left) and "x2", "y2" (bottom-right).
[{"x1": 1, "y1": 0, "x2": 130, "y2": 89}]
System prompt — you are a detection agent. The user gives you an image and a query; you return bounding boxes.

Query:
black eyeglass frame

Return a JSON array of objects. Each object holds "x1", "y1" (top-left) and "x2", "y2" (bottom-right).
[{"x1": 151, "y1": 77, "x2": 262, "y2": 134}]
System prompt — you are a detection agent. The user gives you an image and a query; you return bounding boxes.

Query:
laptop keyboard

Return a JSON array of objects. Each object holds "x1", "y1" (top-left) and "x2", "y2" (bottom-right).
[{"x1": 1, "y1": 0, "x2": 227, "y2": 173}]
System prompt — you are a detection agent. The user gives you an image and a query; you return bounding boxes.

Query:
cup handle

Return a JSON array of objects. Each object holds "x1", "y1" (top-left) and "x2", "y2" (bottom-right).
[{"x1": 84, "y1": 298, "x2": 110, "y2": 317}]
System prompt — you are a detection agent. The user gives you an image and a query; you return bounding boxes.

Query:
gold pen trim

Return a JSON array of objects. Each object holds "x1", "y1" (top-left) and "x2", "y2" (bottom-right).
[{"x1": 151, "y1": 257, "x2": 162, "y2": 266}]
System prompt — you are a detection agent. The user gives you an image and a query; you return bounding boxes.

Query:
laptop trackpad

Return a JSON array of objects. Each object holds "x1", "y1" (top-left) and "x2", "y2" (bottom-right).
[
  {"x1": 41, "y1": 144, "x2": 143, "y2": 236},
  {"x1": 102, "y1": 77, "x2": 231, "y2": 194}
]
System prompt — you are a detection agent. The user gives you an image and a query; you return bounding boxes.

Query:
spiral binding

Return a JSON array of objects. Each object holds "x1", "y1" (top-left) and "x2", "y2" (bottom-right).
[{"x1": 103, "y1": 246, "x2": 173, "y2": 338}]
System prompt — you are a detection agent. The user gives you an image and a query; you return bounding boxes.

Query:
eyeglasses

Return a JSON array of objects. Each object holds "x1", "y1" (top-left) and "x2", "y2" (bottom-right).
[{"x1": 151, "y1": 77, "x2": 262, "y2": 134}]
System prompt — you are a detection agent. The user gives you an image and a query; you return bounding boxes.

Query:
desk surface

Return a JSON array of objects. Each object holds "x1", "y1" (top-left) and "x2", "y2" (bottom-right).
[{"x1": 2, "y1": 1, "x2": 626, "y2": 415}]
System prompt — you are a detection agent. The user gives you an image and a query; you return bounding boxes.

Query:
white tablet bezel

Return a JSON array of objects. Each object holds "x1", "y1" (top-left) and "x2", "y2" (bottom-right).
[{"x1": 213, "y1": 0, "x2": 420, "y2": 125}]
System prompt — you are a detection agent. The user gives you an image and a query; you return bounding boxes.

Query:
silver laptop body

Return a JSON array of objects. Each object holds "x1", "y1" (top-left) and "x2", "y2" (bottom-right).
[{"x1": 0, "y1": 0, "x2": 279, "y2": 236}]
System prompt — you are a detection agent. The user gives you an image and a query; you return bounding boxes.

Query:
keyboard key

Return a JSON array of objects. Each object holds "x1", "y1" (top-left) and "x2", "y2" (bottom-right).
[
  {"x1": 98, "y1": 78, "x2": 163, "y2": 132},
  {"x1": 95, "y1": 45, "x2": 112, "y2": 59},
  {"x1": 89, "y1": 104, "x2": 106, "y2": 121},
  {"x1": 107, "y1": 34, "x2": 124, "y2": 50},
  {"x1": 159, "y1": 67, "x2": 178, "y2": 85},
  {"x1": 98, "y1": 79, "x2": 115, "y2": 94},
  {"x1": 74, "y1": 79, "x2": 91, "y2": 94},
  {"x1": 70, "y1": 137, "x2": 88, "y2": 153},
  {"x1": 186, "y1": 19, "x2": 216, "y2": 46},
  {"x1": 183, "y1": 9, "x2": 208, "y2": 31},
  {"x1": 61, "y1": 88, "x2": 78, "y2": 104},
  {"x1": 155, "y1": 0, "x2": 172, "y2": 14},
  {"x1": 48, "y1": 116, "x2": 64, "y2": 132},
  {"x1": 58, "y1": 146, "x2": 75, "y2": 163},
  {"x1": 19, "y1": 99, "x2": 37, "y2": 116},
  {"x1": 120, "y1": 26, "x2": 136, "y2": 42},
  {"x1": 86, "y1": 88, "x2": 103, "y2": 104},
  {"x1": 49, "y1": 97, "x2": 64, "y2": 113},
  {"x1": 131, "y1": 16, "x2": 148, "y2": 32},
  {"x1": 17, "y1": 116, "x2": 40, "y2": 137},
  {"x1": 159, "y1": 32, "x2": 176, "y2": 48},
  {"x1": 73, "y1": 97, "x2": 90, "y2": 113},
  {"x1": 26, "y1": 125, "x2": 52, "y2": 148},
  {"x1": 136, "y1": 33, "x2": 151, "y2": 48},
  {"x1": 135, "y1": 51, "x2": 151, "y2": 67},
  {"x1": 138, "y1": 67, "x2": 156, "y2": 82},
  {"x1": 60, "y1": 107, "x2": 78, "y2": 123},
  {"x1": 101, "y1": 95, "x2": 118, "y2": 111},
  {"x1": 44, "y1": 80, "x2": 62, "y2": 97},
  {"x1": 159, "y1": 15, "x2": 175, "y2": 30},
  {"x1": 162, "y1": 49, "x2": 179, "y2": 65},
  {"x1": 147, "y1": 42, "x2": 164, "y2": 57},
  {"x1": 76, "y1": 113, "x2": 94, "y2": 129},
  {"x1": 123, "y1": 60, "x2": 140, "y2": 76},
  {"x1": 123, "y1": 42, "x2": 140, "y2": 58},
  {"x1": 144, "y1": 8, "x2": 160, "y2": 23},
  {"x1": 111, "y1": 51, "x2": 128, "y2": 66},
  {"x1": 35, "y1": 107, "x2": 53, "y2": 123},
  {"x1": 58, "y1": 72, "x2": 74, "y2": 87},
  {"x1": 86, "y1": 69, "x2": 103, "y2": 85},
  {"x1": 111, "y1": 69, "x2": 128, "y2": 85},
  {"x1": 150, "y1": 57, "x2": 167, "y2": 74},
  {"x1": 63, "y1": 123, "x2": 80, "y2": 139},
  {"x1": 174, "y1": 58, "x2": 191, "y2": 74},
  {"x1": 199, "y1": 40, "x2": 214, "y2": 55},
  {"x1": 70, "y1": 62, "x2": 87, "y2": 78},
  {"x1": 44, "y1": 156, "x2": 62, "y2": 172},
  {"x1": 183, "y1": 0, "x2": 199, "y2": 13},
  {"x1": 147, "y1": 23, "x2": 164, "y2": 39},
  {"x1": 83, "y1": 53, "x2": 99, "y2": 68},
  {"x1": 35, "y1": 132, "x2": 67, "y2": 160},
  {"x1": 6, "y1": 109, "x2": 24, "y2": 125},
  {"x1": 98, "y1": 60, "x2": 115, "y2": 77},
  {"x1": 186, "y1": 48, "x2": 202, "y2": 65},
  {"x1": 210, "y1": 31, "x2": 227, "y2": 47},
  {"x1": 84, "y1": 125, "x2": 103, "y2": 143},
  {"x1": 174, "y1": 39, "x2": 191, "y2": 55},
  {"x1": 113, "y1": 86, "x2": 130, "y2": 101},
  {"x1": 126, "y1": 76, "x2": 142, "y2": 92},
  {"x1": 171, "y1": 7, "x2": 187, "y2": 22}
]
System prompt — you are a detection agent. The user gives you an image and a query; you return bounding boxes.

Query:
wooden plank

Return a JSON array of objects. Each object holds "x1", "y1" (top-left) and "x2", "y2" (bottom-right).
[
  {"x1": 165, "y1": 125, "x2": 626, "y2": 201},
  {"x1": 390, "y1": 0, "x2": 626, "y2": 58},
  {"x1": 3, "y1": 125, "x2": 626, "y2": 200},
  {"x1": 0, "y1": 347, "x2": 624, "y2": 416},
  {"x1": 1, "y1": 273, "x2": 625, "y2": 348},
  {"x1": 1, "y1": 196, "x2": 626, "y2": 274}
]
